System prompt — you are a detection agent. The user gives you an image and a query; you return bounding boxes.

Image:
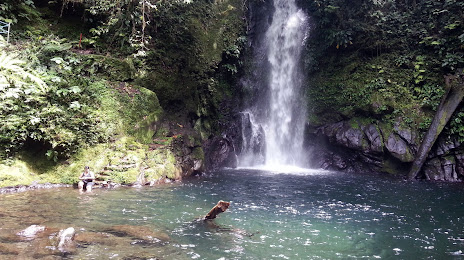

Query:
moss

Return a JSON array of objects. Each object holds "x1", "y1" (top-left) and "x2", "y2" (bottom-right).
[
  {"x1": 192, "y1": 147, "x2": 205, "y2": 161},
  {"x1": 0, "y1": 129, "x2": 185, "y2": 187},
  {"x1": 0, "y1": 160, "x2": 37, "y2": 188},
  {"x1": 95, "y1": 81, "x2": 163, "y2": 142},
  {"x1": 307, "y1": 52, "x2": 439, "y2": 132},
  {"x1": 80, "y1": 55, "x2": 135, "y2": 82}
]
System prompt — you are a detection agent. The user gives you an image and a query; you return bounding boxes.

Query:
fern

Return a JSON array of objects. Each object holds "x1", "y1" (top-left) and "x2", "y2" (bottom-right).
[
  {"x1": 0, "y1": 35, "x2": 6, "y2": 48},
  {"x1": 0, "y1": 50, "x2": 47, "y2": 94}
]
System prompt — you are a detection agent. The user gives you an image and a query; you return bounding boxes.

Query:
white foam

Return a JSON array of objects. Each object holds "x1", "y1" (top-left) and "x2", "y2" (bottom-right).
[{"x1": 237, "y1": 165, "x2": 332, "y2": 175}]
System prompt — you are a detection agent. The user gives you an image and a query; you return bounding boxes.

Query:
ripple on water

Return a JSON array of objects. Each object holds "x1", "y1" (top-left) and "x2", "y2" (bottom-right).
[{"x1": 1, "y1": 169, "x2": 464, "y2": 259}]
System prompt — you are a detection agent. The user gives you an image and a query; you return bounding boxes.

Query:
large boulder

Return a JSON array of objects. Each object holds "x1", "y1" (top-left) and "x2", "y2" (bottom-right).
[
  {"x1": 204, "y1": 135, "x2": 238, "y2": 170},
  {"x1": 364, "y1": 124, "x2": 384, "y2": 153},
  {"x1": 385, "y1": 133, "x2": 415, "y2": 162}
]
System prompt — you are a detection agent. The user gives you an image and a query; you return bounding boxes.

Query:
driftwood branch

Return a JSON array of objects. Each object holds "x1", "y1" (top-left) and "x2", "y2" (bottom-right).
[{"x1": 204, "y1": 200, "x2": 230, "y2": 220}]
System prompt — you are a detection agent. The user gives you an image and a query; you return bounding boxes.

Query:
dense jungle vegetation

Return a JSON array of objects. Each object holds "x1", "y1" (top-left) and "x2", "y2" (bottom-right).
[
  {"x1": 0, "y1": 0, "x2": 246, "y2": 187},
  {"x1": 302, "y1": 0, "x2": 464, "y2": 138},
  {"x1": 0, "y1": 0, "x2": 463, "y2": 187}
]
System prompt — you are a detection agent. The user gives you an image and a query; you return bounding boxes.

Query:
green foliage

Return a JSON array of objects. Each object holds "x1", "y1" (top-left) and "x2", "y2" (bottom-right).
[
  {"x1": 306, "y1": 51, "x2": 440, "y2": 131},
  {"x1": 302, "y1": 0, "x2": 464, "y2": 72},
  {"x1": 0, "y1": 0, "x2": 244, "y2": 187},
  {"x1": 448, "y1": 110, "x2": 464, "y2": 143},
  {"x1": 302, "y1": 0, "x2": 462, "y2": 137},
  {"x1": 0, "y1": 29, "x2": 165, "y2": 161},
  {"x1": 0, "y1": 0, "x2": 37, "y2": 24},
  {"x1": 0, "y1": 49, "x2": 107, "y2": 159}
]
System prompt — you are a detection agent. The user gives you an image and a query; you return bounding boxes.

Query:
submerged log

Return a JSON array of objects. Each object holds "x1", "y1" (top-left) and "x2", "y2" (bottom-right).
[
  {"x1": 408, "y1": 71, "x2": 464, "y2": 180},
  {"x1": 204, "y1": 200, "x2": 230, "y2": 220}
]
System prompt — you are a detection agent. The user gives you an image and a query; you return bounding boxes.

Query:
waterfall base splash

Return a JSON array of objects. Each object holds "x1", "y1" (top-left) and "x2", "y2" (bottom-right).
[{"x1": 237, "y1": 164, "x2": 328, "y2": 175}]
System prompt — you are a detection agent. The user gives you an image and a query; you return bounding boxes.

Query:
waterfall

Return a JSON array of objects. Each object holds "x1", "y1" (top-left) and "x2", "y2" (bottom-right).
[{"x1": 239, "y1": 0, "x2": 308, "y2": 168}]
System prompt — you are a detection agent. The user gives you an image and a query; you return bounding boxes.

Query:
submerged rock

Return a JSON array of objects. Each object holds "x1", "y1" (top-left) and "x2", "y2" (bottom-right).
[
  {"x1": 74, "y1": 231, "x2": 117, "y2": 246},
  {"x1": 106, "y1": 225, "x2": 170, "y2": 242},
  {"x1": 0, "y1": 242, "x2": 20, "y2": 255}
]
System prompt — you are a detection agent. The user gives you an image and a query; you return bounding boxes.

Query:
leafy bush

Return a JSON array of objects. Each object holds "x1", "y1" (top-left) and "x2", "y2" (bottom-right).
[
  {"x1": 0, "y1": 0, "x2": 37, "y2": 24},
  {"x1": 0, "y1": 47, "x2": 108, "y2": 159}
]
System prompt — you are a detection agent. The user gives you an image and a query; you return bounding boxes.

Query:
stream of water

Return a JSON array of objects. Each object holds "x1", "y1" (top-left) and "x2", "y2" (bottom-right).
[
  {"x1": 1, "y1": 169, "x2": 463, "y2": 259},
  {"x1": 238, "y1": 0, "x2": 308, "y2": 167}
]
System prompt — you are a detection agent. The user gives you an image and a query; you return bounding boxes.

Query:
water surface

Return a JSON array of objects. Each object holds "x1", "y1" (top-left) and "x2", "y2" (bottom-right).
[{"x1": 1, "y1": 169, "x2": 463, "y2": 259}]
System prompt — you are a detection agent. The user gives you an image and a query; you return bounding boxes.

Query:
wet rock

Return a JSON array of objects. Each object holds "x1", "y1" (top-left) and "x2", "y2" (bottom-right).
[
  {"x1": 16, "y1": 225, "x2": 45, "y2": 240},
  {"x1": 308, "y1": 119, "x2": 413, "y2": 175},
  {"x1": 318, "y1": 121, "x2": 369, "y2": 152},
  {"x1": 432, "y1": 136, "x2": 462, "y2": 157},
  {"x1": 394, "y1": 126, "x2": 416, "y2": 146},
  {"x1": 57, "y1": 227, "x2": 75, "y2": 252},
  {"x1": 335, "y1": 124, "x2": 365, "y2": 150},
  {"x1": 74, "y1": 231, "x2": 118, "y2": 246},
  {"x1": 455, "y1": 154, "x2": 464, "y2": 178},
  {"x1": 170, "y1": 134, "x2": 206, "y2": 177},
  {"x1": 0, "y1": 184, "x2": 71, "y2": 194},
  {"x1": 333, "y1": 154, "x2": 347, "y2": 169},
  {"x1": 238, "y1": 112, "x2": 266, "y2": 164},
  {"x1": 204, "y1": 135, "x2": 237, "y2": 170},
  {"x1": 307, "y1": 117, "x2": 463, "y2": 181}
]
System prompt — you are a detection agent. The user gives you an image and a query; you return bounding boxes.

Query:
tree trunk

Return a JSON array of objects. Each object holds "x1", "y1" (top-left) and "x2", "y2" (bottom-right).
[{"x1": 408, "y1": 71, "x2": 464, "y2": 180}]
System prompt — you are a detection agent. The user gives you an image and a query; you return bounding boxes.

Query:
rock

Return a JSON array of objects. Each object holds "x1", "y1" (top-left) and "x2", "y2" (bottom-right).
[
  {"x1": 0, "y1": 242, "x2": 19, "y2": 255},
  {"x1": 308, "y1": 119, "x2": 413, "y2": 175},
  {"x1": 318, "y1": 121, "x2": 371, "y2": 152},
  {"x1": 0, "y1": 184, "x2": 71, "y2": 194},
  {"x1": 433, "y1": 136, "x2": 461, "y2": 157},
  {"x1": 16, "y1": 225, "x2": 45, "y2": 240},
  {"x1": 424, "y1": 156, "x2": 460, "y2": 181},
  {"x1": 204, "y1": 135, "x2": 238, "y2": 170},
  {"x1": 385, "y1": 133, "x2": 415, "y2": 162},
  {"x1": 238, "y1": 112, "x2": 266, "y2": 164},
  {"x1": 106, "y1": 225, "x2": 170, "y2": 242},
  {"x1": 334, "y1": 123, "x2": 365, "y2": 150},
  {"x1": 364, "y1": 124, "x2": 383, "y2": 153},
  {"x1": 333, "y1": 154, "x2": 347, "y2": 169},
  {"x1": 307, "y1": 116, "x2": 462, "y2": 181},
  {"x1": 74, "y1": 231, "x2": 117, "y2": 246},
  {"x1": 57, "y1": 227, "x2": 75, "y2": 252},
  {"x1": 455, "y1": 154, "x2": 464, "y2": 178}
]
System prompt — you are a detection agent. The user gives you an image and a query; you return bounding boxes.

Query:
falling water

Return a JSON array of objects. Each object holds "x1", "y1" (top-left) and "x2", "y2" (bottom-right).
[{"x1": 239, "y1": 0, "x2": 308, "y2": 167}]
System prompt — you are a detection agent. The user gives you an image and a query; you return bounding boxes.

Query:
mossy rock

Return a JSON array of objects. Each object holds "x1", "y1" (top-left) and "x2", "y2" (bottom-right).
[
  {"x1": 191, "y1": 147, "x2": 205, "y2": 161},
  {"x1": 82, "y1": 55, "x2": 135, "y2": 82}
]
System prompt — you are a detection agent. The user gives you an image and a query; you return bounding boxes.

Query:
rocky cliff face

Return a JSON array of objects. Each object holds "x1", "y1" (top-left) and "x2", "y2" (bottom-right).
[{"x1": 306, "y1": 119, "x2": 464, "y2": 181}]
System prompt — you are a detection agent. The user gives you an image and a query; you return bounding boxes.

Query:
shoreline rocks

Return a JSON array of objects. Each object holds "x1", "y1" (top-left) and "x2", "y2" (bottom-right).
[
  {"x1": 0, "y1": 183, "x2": 71, "y2": 194},
  {"x1": 306, "y1": 119, "x2": 464, "y2": 181}
]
